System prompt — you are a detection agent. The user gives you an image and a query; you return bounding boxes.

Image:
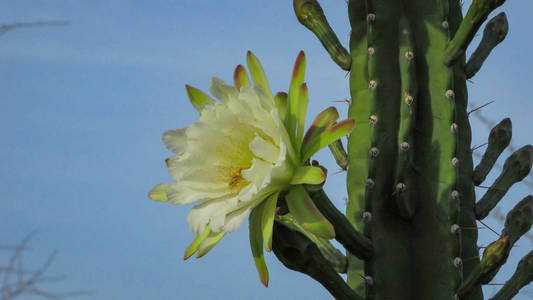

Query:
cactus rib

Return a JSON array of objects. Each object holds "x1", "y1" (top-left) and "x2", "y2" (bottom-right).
[{"x1": 393, "y1": 16, "x2": 417, "y2": 219}]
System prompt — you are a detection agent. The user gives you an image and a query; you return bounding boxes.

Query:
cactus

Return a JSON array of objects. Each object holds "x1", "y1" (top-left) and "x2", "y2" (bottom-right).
[
  {"x1": 285, "y1": 0, "x2": 533, "y2": 299},
  {"x1": 150, "y1": 1, "x2": 532, "y2": 299}
]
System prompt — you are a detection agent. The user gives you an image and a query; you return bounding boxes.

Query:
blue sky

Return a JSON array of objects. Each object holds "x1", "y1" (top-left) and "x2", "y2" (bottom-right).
[{"x1": 1, "y1": 1, "x2": 532, "y2": 299}]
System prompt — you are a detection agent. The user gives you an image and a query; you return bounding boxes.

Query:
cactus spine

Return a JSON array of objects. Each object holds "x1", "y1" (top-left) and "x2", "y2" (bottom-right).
[{"x1": 282, "y1": 0, "x2": 533, "y2": 299}]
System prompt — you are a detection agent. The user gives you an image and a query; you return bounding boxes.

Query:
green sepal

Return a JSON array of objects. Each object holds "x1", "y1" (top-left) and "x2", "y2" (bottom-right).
[
  {"x1": 185, "y1": 84, "x2": 216, "y2": 111},
  {"x1": 286, "y1": 51, "x2": 307, "y2": 149},
  {"x1": 274, "y1": 92, "x2": 288, "y2": 121},
  {"x1": 296, "y1": 83, "x2": 309, "y2": 148},
  {"x1": 301, "y1": 118, "x2": 355, "y2": 163},
  {"x1": 196, "y1": 231, "x2": 225, "y2": 259},
  {"x1": 183, "y1": 226, "x2": 211, "y2": 260},
  {"x1": 290, "y1": 166, "x2": 326, "y2": 185},
  {"x1": 261, "y1": 191, "x2": 279, "y2": 252},
  {"x1": 233, "y1": 64, "x2": 251, "y2": 90},
  {"x1": 303, "y1": 106, "x2": 339, "y2": 146},
  {"x1": 285, "y1": 185, "x2": 335, "y2": 239},
  {"x1": 249, "y1": 204, "x2": 269, "y2": 287},
  {"x1": 246, "y1": 51, "x2": 273, "y2": 99},
  {"x1": 147, "y1": 182, "x2": 173, "y2": 202},
  {"x1": 276, "y1": 213, "x2": 348, "y2": 273}
]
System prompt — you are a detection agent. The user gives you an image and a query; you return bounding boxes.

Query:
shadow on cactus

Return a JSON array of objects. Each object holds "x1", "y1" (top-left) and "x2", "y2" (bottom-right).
[{"x1": 149, "y1": 0, "x2": 533, "y2": 299}]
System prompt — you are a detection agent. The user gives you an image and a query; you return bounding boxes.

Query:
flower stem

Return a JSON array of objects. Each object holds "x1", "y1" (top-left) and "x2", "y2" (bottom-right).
[
  {"x1": 272, "y1": 222, "x2": 363, "y2": 300},
  {"x1": 307, "y1": 188, "x2": 373, "y2": 260}
]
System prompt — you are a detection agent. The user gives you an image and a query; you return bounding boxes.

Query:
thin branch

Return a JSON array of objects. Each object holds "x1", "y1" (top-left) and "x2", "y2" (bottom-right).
[
  {"x1": 2, "y1": 231, "x2": 36, "y2": 295},
  {"x1": 0, "y1": 21, "x2": 70, "y2": 36},
  {"x1": 1, "y1": 233, "x2": 94, "y2": 300}
]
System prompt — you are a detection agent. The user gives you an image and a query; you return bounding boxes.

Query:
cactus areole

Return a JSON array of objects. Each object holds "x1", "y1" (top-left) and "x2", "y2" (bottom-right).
[{"x1": 149, "y1": 1, "x2": 533, "y2": 299}]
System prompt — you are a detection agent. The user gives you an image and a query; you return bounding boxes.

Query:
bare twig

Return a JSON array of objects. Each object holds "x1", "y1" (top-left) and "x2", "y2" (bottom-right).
[
  {"x1": 0, "y1": 21, "x2": 70, "y2": 36},
  {"x1": 1, "y1": 234, "x2": 94, "y2": 300}
]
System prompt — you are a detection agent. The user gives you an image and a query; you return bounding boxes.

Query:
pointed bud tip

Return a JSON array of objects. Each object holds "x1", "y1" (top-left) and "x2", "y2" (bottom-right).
[
  {"x1": 292, "y1": 51, "x2": 306, "y2": 78},
  {"x1": 260, "y1": 275, "x2": 269, "y2": 287},
  {"x1": 234, "y1": 64, "x2": 245, "y2": 73},
  {"x1": 183, "y1": 251, "x2": 193, "y2": 260}
]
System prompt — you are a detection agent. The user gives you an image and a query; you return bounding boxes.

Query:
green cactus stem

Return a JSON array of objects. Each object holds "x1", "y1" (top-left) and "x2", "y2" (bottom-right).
[
  {"x1": 293, "y1": 0, "x2": 351, "y2": 70},
  {"x1": 328, "y1": 139, "x2": 349, "y2": 171},
  {"x1": 345, "y1": 0, "x2": 371, "y2": 292},
  {"x1": 393, "y1": 16, "x2": 418, "y2": 220},
  {"x1": 456, "y1": 236, "x2": 511, "y2": 298},
  {"x1": 272, "y1": 221, "x2": 363, "y2": 300},
  {"x1": 282, "y1": 0, "x2": 528, "y2": 299},
  {"x1": 473, "y1": 118, "x2": 512, "y2": 186},
  {"x1": 443, "y1": 0, "x2": 507, "y2": 66},
  {"x1": 308, "y1": 188, "x2": 373, "y2": 260},
  {"x1": 276, "y1": 213, "x2": 348, "y2": 273},
  {"x1": 475, "y1": 145, "x2": 533, "y2": 220},
  {"x1": 465, "y1": 12, "x2": 509, "y2": 79},
  {"x1": 490, "y1": 250, "x2": 533, "y2": 300}
]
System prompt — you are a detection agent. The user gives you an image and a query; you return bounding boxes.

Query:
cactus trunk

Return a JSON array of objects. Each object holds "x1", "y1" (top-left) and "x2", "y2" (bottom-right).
[
  {"x1": 278, "y1": 0, "x2": 533, "y2": 299},
  {"x1": 345, "y1": 1, "x2": 479, "y2": 299}
]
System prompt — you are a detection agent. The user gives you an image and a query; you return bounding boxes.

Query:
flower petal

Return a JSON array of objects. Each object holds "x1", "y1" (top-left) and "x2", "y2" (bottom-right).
[
  {"x1": 242, "y1": 158, "x2": 272, "y2": 190},
  {"x1": 162, "y1": 128, "x2": 187, "y2": 155},
  {"x1": 187, "y1": 200, "x2": 230, "y2": 234},
  {"x1": 167, "y1": 182, "x2": 231, "y2": 205},
  {"x1": 147, "y1": 182, "x2": 175, "y2": 202},
  {"x1": 196, "y1": 231, "x2": 225, "y2": 258},
  {"x1": 184, "y1": 226, "x2": 211, "y2": 260},
  {"x1": 249, "y1": 135, "x2": 279, "y2": 163},
  {"x1": 210, "y1": 78, "x2": 238, "y2": 104},
  {"x1": 223, "y1": 206, "x2": 252, "y2": 233}
]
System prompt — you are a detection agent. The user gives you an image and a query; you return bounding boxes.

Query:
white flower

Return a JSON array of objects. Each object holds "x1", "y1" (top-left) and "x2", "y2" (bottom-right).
[
  {"x1": 149, "y1": 51, "x2": 354, "y2": 267},
  {"x1": 155, "y1": 78, "x2": 295, "y2": 235}
]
